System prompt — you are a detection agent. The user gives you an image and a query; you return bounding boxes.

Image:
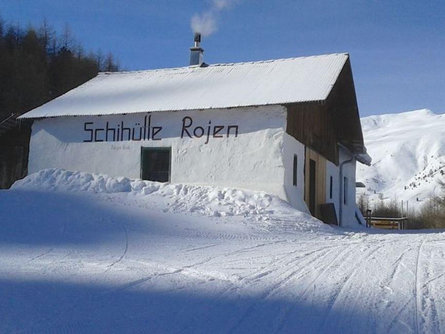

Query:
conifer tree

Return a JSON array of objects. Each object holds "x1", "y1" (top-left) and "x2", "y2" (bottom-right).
[{"x1": 0, "y1": 18, "x2": 119, "y2": 188}]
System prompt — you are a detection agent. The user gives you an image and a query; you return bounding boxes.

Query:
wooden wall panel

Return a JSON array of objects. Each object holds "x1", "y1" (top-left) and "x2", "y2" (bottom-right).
[
  {"x1": 325, "y1": 58, "x2": 365, "y2": 153},
  {"x1": 285, "y1": 58, "x2": 365, "y2": 164},
  {"x1": 286, "y1": 102, "x2": 339, "y2": 165}
]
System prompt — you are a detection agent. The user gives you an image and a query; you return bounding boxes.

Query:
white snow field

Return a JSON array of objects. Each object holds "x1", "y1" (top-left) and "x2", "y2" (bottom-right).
[
  {"x1": 357, "y1": 109, "x2": 445, "y2": 210},
  {"x1": 1, "y1": 169, "x2": 445, "y2": 333}
]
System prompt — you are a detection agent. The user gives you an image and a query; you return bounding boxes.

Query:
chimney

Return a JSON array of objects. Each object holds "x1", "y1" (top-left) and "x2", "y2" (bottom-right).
[{"x1": 189, "y1": 33, "x2": 204, "y2": 66}]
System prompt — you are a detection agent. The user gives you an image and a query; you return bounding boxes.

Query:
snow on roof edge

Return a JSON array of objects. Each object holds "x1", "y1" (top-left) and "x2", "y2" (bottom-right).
[
  {"x1": 19, "y1": 100, "x2": 328, "y2": 120},
  {"x1": 96, "y1": 52, "x2": 349, "y2": 76},
  {"x1": 19, "y1": 53, "x2": 349, "y2": 119}
]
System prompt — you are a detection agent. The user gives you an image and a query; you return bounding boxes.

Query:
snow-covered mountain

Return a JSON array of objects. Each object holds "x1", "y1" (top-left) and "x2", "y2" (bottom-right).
[{"x1": 357, "y1": 109, "x2": 445, "y2": 210}]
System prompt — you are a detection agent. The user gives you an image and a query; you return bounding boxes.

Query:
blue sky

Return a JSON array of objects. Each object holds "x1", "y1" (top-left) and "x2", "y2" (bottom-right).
[{"x1": 1, "y1": 0, "x2": 444, "y2": 116}]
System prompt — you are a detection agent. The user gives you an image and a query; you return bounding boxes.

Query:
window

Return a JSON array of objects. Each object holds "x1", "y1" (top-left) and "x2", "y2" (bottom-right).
[
  {"x1": 329, "y1": 176, "x2": 333, "y2": 199},
  {"x1": 293, "y1": 155, "x2": 298, "y2": 186},
  {"x1": 344, "y1": 177, "x2": 348, "y2": 205},
  {"x1": 141, "y1": 147, "x2": 171, "y2": 182},
  {"x1": 309, "y1": 159, "x2": 316, "y2": 215}
]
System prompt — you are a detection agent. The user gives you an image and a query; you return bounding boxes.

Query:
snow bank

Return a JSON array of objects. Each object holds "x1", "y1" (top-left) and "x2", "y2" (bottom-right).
[
  {"x1": 4, "y1": 172, "x2": 444, "y2": 333},
  {"x1": 14, "y1": 168, "x2": 133, "y2": 193},
  {"x1": 13, "y1": 169, "x2": 327, "y2": 233}
]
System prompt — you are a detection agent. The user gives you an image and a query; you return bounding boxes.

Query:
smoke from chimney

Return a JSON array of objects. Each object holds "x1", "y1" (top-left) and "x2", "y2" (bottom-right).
[{"x1": 190, "y1": 0, "x2": 240, "y2": 37}]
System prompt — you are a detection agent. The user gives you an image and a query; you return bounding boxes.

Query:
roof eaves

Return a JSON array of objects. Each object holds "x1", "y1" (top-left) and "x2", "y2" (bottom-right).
[{"x1": 18, "y1": 100, "x2": 330, "y2": 120}]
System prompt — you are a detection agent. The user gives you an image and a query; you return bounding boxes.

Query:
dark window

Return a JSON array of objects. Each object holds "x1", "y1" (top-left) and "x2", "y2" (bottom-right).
[
  {"x1": 344, "y1": 177, "x2": 348, "y2": 205},
  {"x1": 329, "y1": 176, "x2": 333, "y2": 199},
  {"x1": 309, "y1": 159, "x2": 316, "y2": 215},
  {"x1": 141, "y1": 147, "x2": 171, "y2": 182},
  {"x1": 293, "y1": 155, "x2": 298, "y2": 186}
]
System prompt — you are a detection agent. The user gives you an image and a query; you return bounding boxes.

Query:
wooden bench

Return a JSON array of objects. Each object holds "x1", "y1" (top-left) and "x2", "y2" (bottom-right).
[{"x1": 368, "y1": 217, "x2": 408, "y2": 230}]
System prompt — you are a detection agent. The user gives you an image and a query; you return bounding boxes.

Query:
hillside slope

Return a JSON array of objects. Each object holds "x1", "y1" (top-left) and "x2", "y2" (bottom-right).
[{"x1": 357, "y1": 109, "x2": 445, "y2": 210}]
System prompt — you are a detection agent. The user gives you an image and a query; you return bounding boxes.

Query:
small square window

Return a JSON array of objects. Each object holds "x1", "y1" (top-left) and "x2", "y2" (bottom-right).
[{"x1": 141, "y1": 147, "x2": 171, "y2": 182}]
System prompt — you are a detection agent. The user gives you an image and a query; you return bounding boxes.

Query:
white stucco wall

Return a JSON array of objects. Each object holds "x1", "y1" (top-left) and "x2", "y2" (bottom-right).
[
  {"x1": 282, "y1": 133, "x2": 308, "y2": 213},
  {"x1": 326, "y1": 160, "x2": 340, "y2": 222},
  {"x1": 28, "y1": 104, "x2": 362, "y2": 226},
  {"x1": 29, "y1": 105, "x2": 289, "y2": 198},
  {"x1": 325, "y1": 147, "x2": 364, "y2": 227},
  {"x1": 340, "y1": 148, "x2": 359, "y2": 227}
]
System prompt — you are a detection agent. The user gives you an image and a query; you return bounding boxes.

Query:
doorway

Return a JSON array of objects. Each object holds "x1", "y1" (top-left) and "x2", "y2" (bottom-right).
[{"x1": 304, "y1": 147, "x2": 326, "y2": 219}]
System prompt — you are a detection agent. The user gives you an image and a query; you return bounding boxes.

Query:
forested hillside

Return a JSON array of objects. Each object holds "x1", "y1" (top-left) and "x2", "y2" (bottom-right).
[
  {"x1": 0, "y1": 19, "x2": 118, "y2": 119},
  {"x1": 0, "y1": 18, "x2": 119, "y2": 188}
]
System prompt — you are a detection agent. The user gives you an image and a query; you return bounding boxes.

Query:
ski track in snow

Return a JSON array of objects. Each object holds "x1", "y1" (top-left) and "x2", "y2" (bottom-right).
[
  {"x1": 104, "y1": 222, "x2": 129, "y2": 273},
  {"x1": 414, "y1": 238, "x2": 425, "y2": 334},
  {"x1": 2, "y1": 170, "x2": 445, "y2": 333},
  {"x1": 417, "y1": 238, "x2": 444, "y2": 334}
]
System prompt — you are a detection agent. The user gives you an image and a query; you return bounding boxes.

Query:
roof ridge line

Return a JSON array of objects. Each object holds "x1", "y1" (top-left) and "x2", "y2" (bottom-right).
[{"x1": 99, "y1": 52, "x2": 349, "y2": 76}]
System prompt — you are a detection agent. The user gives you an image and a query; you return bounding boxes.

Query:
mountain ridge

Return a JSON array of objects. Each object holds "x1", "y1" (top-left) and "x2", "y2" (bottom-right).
[{"x1": 357, "y1": 109, "x2": 445, "y2": 210}]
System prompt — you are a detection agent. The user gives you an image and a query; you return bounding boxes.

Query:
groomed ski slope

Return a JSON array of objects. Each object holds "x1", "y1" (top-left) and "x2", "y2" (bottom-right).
[{"x1": 1, "y1": 169, "x2": 445, "y2": 333}]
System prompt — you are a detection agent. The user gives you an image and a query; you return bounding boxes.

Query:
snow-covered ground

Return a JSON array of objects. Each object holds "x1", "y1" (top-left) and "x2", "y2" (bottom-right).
[
  {"x1": 357, "y1": 109, "x2": 445, "y2": 210},
  {"x1": 1, "y1": 169, "x2": 445, "y2": 333}
]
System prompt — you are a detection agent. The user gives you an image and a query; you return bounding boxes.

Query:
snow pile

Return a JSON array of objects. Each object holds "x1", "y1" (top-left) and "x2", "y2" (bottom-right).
[
  {"x1": 14, "y1": 168, "x2": 133, "y2": 193},
  {"x1": 357, "y1": 109, "x2": 445, "y2": 209},
  {"x1": 2, "y1": 172, "x2": 445, "y2": 333},
  {"x1": 13, "y1": 168, "x2": 325, "y2": 232}
]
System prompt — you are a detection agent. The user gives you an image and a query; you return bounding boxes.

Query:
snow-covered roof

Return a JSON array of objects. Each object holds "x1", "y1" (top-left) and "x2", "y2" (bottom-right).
[{"x1": 20, "y1": 53, "x2": 349, "y2": 119}]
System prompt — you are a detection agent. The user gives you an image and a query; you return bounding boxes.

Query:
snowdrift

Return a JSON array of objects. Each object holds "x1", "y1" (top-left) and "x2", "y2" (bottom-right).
[
  {"x1": 13, "y1": 168, "x2": 328, "y2": 233},
  {"x1": 4, "y1": 170, "x2": 445, "y2": 333}
]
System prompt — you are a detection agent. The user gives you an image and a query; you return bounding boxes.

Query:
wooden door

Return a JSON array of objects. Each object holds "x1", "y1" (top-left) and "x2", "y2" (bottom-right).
[{"x1": 304, "y1": 147, "x2": 326, "y2": 219}]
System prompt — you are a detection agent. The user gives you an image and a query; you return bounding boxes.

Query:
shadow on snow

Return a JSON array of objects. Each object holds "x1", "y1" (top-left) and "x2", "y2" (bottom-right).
[{"x1": 0, "y1": 277, "x2": 374, "y2": 333}]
